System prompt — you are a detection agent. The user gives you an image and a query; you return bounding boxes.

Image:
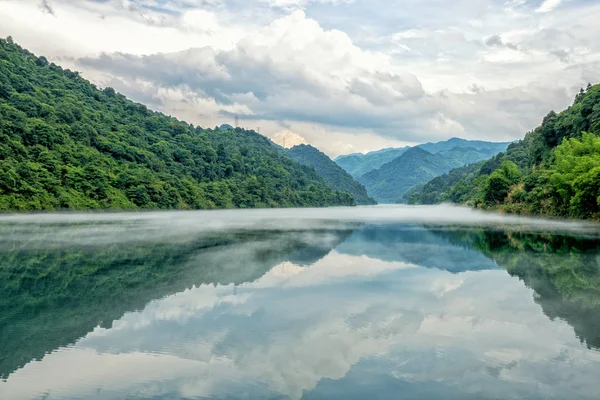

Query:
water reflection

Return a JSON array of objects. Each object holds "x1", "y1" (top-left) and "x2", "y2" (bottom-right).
[
  {"x1": 435, "y1": 229, "x2": 600, "y2": 350},
  {"x1": 0, "y1": 227, "x2": 353, "y2": 379},
  {"x1": 1, "y1": 207, "x2": 600, "y2": 400},
  {"x1": 336, "y1": 224, "x2": 499, "y2": 272}
]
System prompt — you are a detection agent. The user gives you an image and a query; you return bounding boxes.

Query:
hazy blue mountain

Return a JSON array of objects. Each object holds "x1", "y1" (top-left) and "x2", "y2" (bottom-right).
[
  {"x1": 419, "y1": 138, "x2": 512, "y2": 154},
  {"x1": 334, "y1": 147, "x2": 410, "y2": 177},
  {"x1": 335, "y1": 138, "x2": 511, "y2": 178},
  {"x1": 287, "y1": 144, "x2": 377, "y2": 205},
  {"x1": 436, "y1": 145, "x2": 510, "y2": 166},
  {"x1": 357, "y1": 147, "x2": 463, "y2": 203}
]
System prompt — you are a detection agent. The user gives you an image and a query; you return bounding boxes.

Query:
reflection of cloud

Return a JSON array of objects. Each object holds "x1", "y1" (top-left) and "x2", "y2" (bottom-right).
[
  {"x1": 256, "y1": 251, "x2": 418, "y2": 287},
  {"x1": 3, "y1": 249, "x2": 600, "y2": 400},
  {"x1": 1, "y1": 350, "x2": 201, "y2": 400}
]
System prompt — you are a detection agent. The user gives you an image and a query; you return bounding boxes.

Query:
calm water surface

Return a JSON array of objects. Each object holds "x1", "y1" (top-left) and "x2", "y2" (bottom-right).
[{"x1": 1, "y1": 205, "x2": 599, "y2": 399}]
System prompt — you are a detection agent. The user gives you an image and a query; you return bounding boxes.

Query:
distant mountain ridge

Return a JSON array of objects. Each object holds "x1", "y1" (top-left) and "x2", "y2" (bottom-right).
[
  {"x1": 419, "y1": 138, "x2": 512, "y2": 154},
  {"x1": 407, "y1": 83, "x2": 600, "y2": 220},
  {"x1": 357, "y1": 147, "x2": 463, "y2": 203},
  {"x1": 335, "y1": 147, "x2": 410, "y2": 178},
  {"x1": 287, "y1": 144, "x2": 376, "y2": 205},
  {"x1": 342, "y1": 138, "x2": 512, "y2": 204},
  {"x1": 335, "y1": 138, "x2": 512, "y2": 179}
]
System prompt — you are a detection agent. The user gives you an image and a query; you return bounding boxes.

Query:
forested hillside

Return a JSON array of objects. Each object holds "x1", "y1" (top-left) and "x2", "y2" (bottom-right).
[
  {"x1": 335, "y1": 138, "x2": 510, "y2": 203},
  {"x1": 334, "y1": 147, "x2": 410, "y2": 178},
  {"x1": 407, "y1": 161, "x2": 486, "y2": 205},
  {"x1": 418, "y1": 138, "x2": 511, "y2": 155},
  {"x1": 0, "y1": 37, "x2": 354, "y2": 211},
  {"x1": 410, "y1": 83, "x2": 600, "y2": 220},
  {"x1": 335, "y1": 138, "x2": 510, "y2": 179},
  {"x1": 287, "y1": 144, "x2": 376, "y2": 205},
  {"x1": 358, "y1": 147, "x2": 462, "y2": 203}
]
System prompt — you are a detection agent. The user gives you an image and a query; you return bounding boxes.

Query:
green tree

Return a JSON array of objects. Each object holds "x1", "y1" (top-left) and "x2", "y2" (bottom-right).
[{"x1": 0, "y1": 37, "x2": 355, "y2": 211}]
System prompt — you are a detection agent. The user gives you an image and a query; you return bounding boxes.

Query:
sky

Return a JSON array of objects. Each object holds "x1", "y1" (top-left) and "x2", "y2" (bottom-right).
[{"x1": 0, "y1": 0, "x2": 599, "y2": 156}]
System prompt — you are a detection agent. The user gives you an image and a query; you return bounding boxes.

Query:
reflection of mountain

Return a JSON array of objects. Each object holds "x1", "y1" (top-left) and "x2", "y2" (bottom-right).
[
  {"x1": 0, "y1": 228, "x2": 352, "y2": 379},
  {"x1": 335, "y1": 224, "x2": 499, "y2": 273},
  {"x1": 434, "y1": 229, "x2": 600, "y2": 350}
]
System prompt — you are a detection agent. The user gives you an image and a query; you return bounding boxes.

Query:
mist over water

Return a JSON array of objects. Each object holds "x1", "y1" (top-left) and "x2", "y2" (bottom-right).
[
  {"x1": 1, "y1": 205, "x2": 599, "y2": 400},
  {"x1": 1, "y1": 205, "x2": 598, "y2": 248}
]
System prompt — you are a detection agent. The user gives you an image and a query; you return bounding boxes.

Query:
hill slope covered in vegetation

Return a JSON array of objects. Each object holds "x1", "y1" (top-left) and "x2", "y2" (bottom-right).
[
  {"x1": 410, "y1": 83, "x2": 600, "y2": 220},
  {"x1": 0, "y1": 37, "x2": 354, "y2": 211},
  {"x1": 287, "y1": 144, "x2": 376, "y2": 205},
  {"x1": 334, "y1": 147, "x2": 410, "y2": 178},
  {"x1": 357, "y1": 147, "x2": 462, "y2": 203},
  {"x1": 334, "y1": 138, "x2": 510, "y2": 179}
]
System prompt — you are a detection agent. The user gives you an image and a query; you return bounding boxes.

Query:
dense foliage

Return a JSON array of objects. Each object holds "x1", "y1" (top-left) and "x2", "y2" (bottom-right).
[
  {"x1": 0, "y1": 38, "x2": 354, "y2": 211},
  {"x1": 334, "y1": 147, "x2": 410, "y2": 178},
  {"x1": 287, "y1": 144, "x2": 376, "y2": 205},
  {"x1": 410, "y1": 84, "x2": 600, "y2": 220},
  {"x1": 407, "y1": 161, "x2": 485, "y2": 204}
]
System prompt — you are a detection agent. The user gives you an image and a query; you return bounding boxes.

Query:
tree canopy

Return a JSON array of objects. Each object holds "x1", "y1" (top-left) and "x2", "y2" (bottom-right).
[
  {"x1": 410, "y1": 83, "x2": 600, "y2": 220},
  {"x1": 287, "y1": 144, "x2": 376, "y2": 205},
  {"x1": 0, "y1": 38, "x2": 355, "y2": 211}
]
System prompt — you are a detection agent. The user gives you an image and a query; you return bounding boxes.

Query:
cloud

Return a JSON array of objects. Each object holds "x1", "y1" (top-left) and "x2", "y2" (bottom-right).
[
  {"x1": 485, "y1": 34, "x2": 519, "y2": 50},
  {"x1": 38, "y1": 0, "x2": 54, "y2": 15},
  {"x1": 270, "y1": 129, "x2": 308, "y2": 148},
  {"x1": 71, "y1": 10, "x2": 565, "y2": 150},
  {"x1": 535, "y1": 0, "x2": 562, "y2": 13},
  {"x1": 0, "y1": 0, "x2": 599, "y2": 156},
  {"x1": 261, "y1": 0, "x2": 355, "y2": 10}
]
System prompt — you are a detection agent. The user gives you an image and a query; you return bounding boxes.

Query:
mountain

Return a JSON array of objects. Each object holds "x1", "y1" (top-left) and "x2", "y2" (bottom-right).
[
  {"x1": 336, "y1": 138, "x2": 511, "y2": 204},
  {"x1": 419, "y1": 137, "x2": 512, "y2": 154},
  {"x1": 334, "y1": 147, "x2": 410, "y2": 177},
  {"x1": 357, "y1": 147, "x2": 463, "y2": 203},
  {"x1": 409, "y1": 83, "x2": 600, "y2": 220},
  {"x1": 407, "y1": 161, "x2": 486, "y2": 205},
  {"x1": 335, "y1": 139, "x2": 511, "y2": 179},
  {"x1": 0, "y1": 37, "x2": 355, "y2": 211},
  {"x1": 437, "y1": 145, "x2": 510, "y2": 166},
  {"x1": 287, "y1": 144, "x2": 376, "y2": 205}
]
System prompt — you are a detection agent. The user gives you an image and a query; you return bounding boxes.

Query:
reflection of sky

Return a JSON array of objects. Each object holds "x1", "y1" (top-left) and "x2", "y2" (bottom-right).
[
  {"x1": 336, "y1": 224, "x2": 500, "y2": 272},
  {"x1": 2, "y1": 248, "x2": 599, "y2": 400}
]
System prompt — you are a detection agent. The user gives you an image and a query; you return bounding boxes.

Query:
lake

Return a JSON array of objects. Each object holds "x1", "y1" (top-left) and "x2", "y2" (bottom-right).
[{"x1": 1, "y1": 205, "x2": 599, "y2": 400}]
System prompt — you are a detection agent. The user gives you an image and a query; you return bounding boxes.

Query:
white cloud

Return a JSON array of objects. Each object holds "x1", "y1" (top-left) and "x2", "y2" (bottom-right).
[
  {"x1": 535, "y1": 0, "x2": 562, "y2": 13},
  {"x1": 0, "y1": 0, "x2": 598, "y2": 156},
  {"x1": 270, "y1": 129, "x2": 308, "y2": 147},
  {"x1": 260, "y1": 0, "x2": 355, "y2": 11}
]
